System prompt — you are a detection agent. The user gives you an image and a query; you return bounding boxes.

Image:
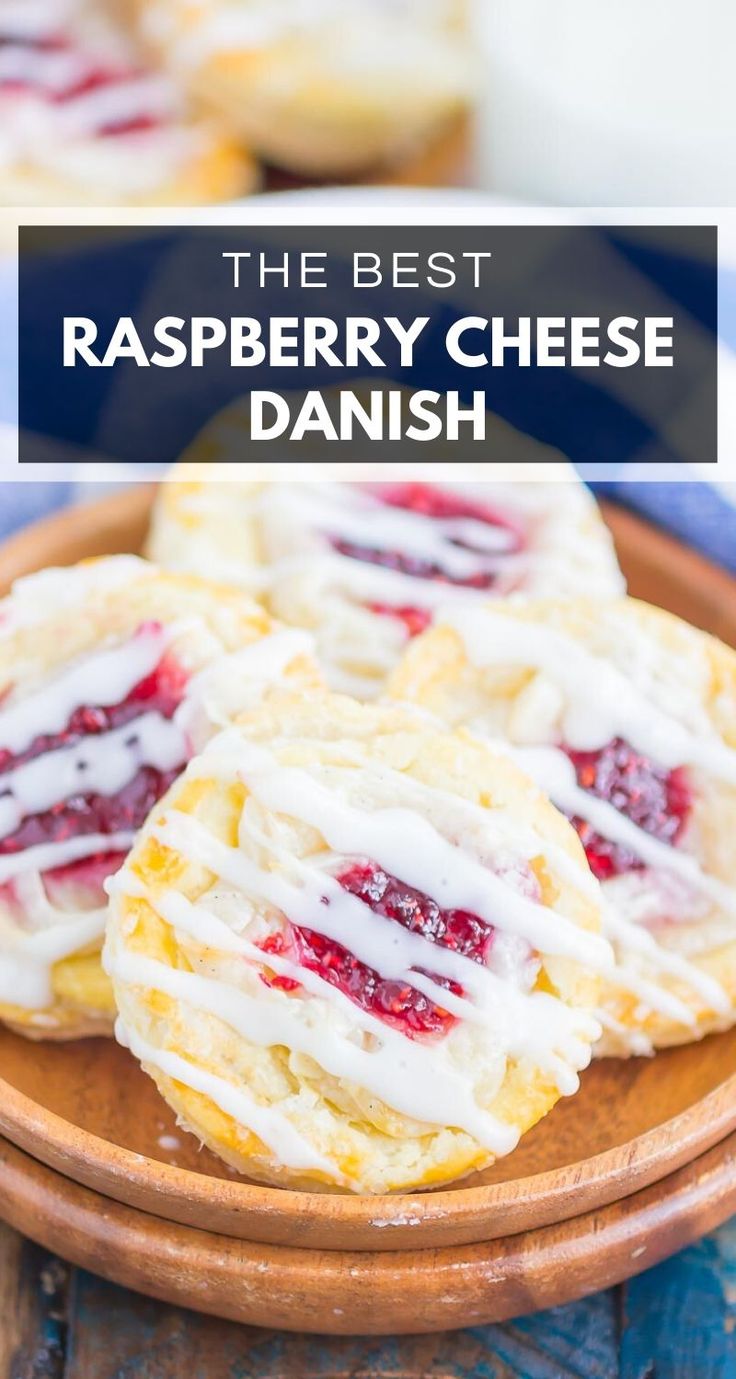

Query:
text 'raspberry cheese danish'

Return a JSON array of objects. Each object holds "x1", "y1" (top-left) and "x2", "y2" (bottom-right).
[
  {"x1": 0, "y1": 556, "x2": 319, "y2": 1039},
  {"x1": 105, "y1": 692, "x2": 606, "y2": 1194},
  {"x1": 0, "y1": 0, "x2": 255, "y2": 205},
  {"x1": 148, "y1": 469, "x2": 623, "y2": 697},
  {"x1": 389, "y1": 598, "x2": 736, "y2": 1056}
]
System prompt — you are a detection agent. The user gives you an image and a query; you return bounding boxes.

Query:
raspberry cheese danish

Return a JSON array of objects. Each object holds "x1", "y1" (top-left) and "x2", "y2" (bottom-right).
[
  {"x1": 148, "y1": 474, "x2": 623, "y2": 698},
  {"x1": 0, "y1": 0, "x2": 255, "y2": 205},
  {"x1": 0, "y1": 556, "x2": 319, "y2": 1040},
  {"x1": 105, "y1": 691, "x2": 605, "y2": 1193},
  {"x1": 389, "y1": 598, "x2": 736, "y2": 1056},
  {"x1": 133, "y1": 0, "x2": 472, "y2": 178}
]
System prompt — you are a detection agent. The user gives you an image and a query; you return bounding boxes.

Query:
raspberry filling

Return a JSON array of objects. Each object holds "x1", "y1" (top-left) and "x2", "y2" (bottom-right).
[
  {"x1": 365, "y1": 602, "x2": 433, "y2": 639},
  {"x1": 0, "y1": 848, "x2": 128, "y2": 921},
  {"x1": 0, "y1": 34, "x2": 164, "y2": 137},
  {"x1": 261, "y1": 861, "x2": 496, "y2": 1039},
  {"x1": 331, "y1": 483, "x2": 526, "y2": 639},
  {"x1": 376, "y1": 483, "x2": 526, "y2": 541},
  {"x1": 564, "y1": 737, "x2": 692, "y2": 881},
  {"x1": 0, "y1": 650, "x2": 188, "y2": 858}
]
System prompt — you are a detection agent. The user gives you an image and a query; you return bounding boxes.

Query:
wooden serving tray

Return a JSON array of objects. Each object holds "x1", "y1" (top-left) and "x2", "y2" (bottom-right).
[{"x1": 0, "y1": 486, "x2": 735, "y2": 1316}]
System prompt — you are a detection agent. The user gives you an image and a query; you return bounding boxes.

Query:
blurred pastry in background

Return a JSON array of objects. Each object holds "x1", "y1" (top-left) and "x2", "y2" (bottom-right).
[
  {"x1": 388, "y1": 598, "x2": 736, "y2": 1057},
  {"x1": 132, "y1": 0, "x2": 474, "y2": 178},
  {"x1": 148, "y1": 427, "x2": 624, "y2": 697},
  {"x1": 0, "y1": 0, "x2": 256, "y2": 204},
  {"x1": 0, "y1": 554, "x2": 319, "y2": 1040}
]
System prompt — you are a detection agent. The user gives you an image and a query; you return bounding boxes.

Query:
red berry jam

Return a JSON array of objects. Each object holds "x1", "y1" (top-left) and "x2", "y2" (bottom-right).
[
  {"x1": 50, "y1": 63, "x2": 134, "y2": 103},
  {"x1": 0, "y1": 848, "x2": 129, "y2": 920},
  {"x1": 375, "y1": 483, "x2": 525, "y2": 542},
  {"x1": 0, "y1": 35, "x2": 164, "y2": 137},
  {"x1": 366, "y1": 602, "x2": 433, "y2": 639},
  {"x1": 565, "y1": 737, "x2": 691, "y2": 881},
  {"x1": 0, "y1": 648, "x2": 188, "y2": 858},
  {"x1": 330, "y1": 484, "x2": 527, "y2": 639},
  {"x1": 331, "y1": 483, "x2": 524, "y2": 595},
  {"x1": 262, "y1": 862, "x2": 496, "y2": 1039}
]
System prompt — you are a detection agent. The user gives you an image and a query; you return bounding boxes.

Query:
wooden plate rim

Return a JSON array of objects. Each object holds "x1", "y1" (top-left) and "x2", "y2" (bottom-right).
[
  {"x1": 2, "y1": 1128, "x2": 736, "y2": 1333},
  {"x1": 1, "y1": 488, "x2": 736, "y2": 1251},
  {"x1": 2, "y1": 1059, "x2": 736, "y2": 1250}
]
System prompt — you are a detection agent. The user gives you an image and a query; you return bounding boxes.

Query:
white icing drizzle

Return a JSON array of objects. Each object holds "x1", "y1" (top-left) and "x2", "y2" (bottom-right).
[
  {"x1": 513, "y1": 747, "x2": 736, "y2": 923},
  {"x1": 0, "y1": 0, "x2": 79, "y2": 40},
  {"x1": 319, "y1": 747, "x2": 602, "y2": 903},
  {"x1": 0, "y1": 623, "x2": 169, "y2": 755},
  {"x1": 179, "y1": 628, "x2": 315, "y2": 737},
  {"x1": 108, "y1": 725, "x2": 604, "y2": 1174},
  {"x1": 0, "y1": 868, "x2": 107, "y2": 1008},
  {"x1": 243, "y1": 480, "x2": 623, "y2": 694},
  {"x1": 602, "y1": 907, "x2": 720, "y2": 1023},
  {"x1": 288, "y1": 484, "x2": 519, "y2": 581},
  {"x1": 445, "y1": 607, "x2": 736, "y2": 781},
  {"x1": 143, "y1": 0, "x2": 458, "y2": 70},
  {"x1": 522, "y1": 756, "x2": 730, "y2": 1019},
  {"x1": 0, "y1": 1, "x2": 205, "y2": 193},
  {"x1": 52, "y1": 77, "x2": 181, "y2": 141},
  {"x1": 145, "y1": 821, "x2": 597, "y2": 1080},
  {"x1": 258, "y1": 483, "x2": 528, "y2": 610},
  {"x1": 185, "y1": 735, "x2": 611, "y2": 970},
  {"x1": 161, "y1": 479, "x2": 622, "y2": 697},
  {"x1": 0, "y1": 830, "x2": 135, "y2": 886},
  {"x1": 596, "y1": 1008, "x2": 655, "y2": 1059},
  {"x1": 112, "y1": 949, "x2": 520, "y2": 1155},
  {"x1": 0, "y1": 600, "x2": 319, "y2": 1014},
  {"x1": 0, "y1": 621, "x2": 181, "y2": 1009},
  {"x1": 0, "y1": 711, "x2": 187, "y2": 842},
  {"x1": 289, "y1": 550, "x2": 512, "y2": 616},
  {"x1": 116, "y1": 1015, "x2": 340, "y2": 1181},
  {"x1": 438, "y1": 607, "x2": 736, "y2": 1043}
]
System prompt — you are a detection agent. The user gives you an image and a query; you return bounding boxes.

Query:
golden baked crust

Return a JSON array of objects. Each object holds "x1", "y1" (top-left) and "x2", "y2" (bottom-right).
[
  {"x1": 132, "y1": 0, "x2": 472, "y2": 177},
  {"x1": 0, "y1": 556, "x2": 320, "y2": 1041},
  {"x1": 388, "y1": 596, "x2": 736, "y2": 1055},
  {"x1": 0, "y1": 129, "x2": 256, "y2": 207},
  {"x1": 146, "y1": 470, "x2": 266, "y2": 588},
  {"x1": 107, "y1": 689, "x2": 603, "y2": 1193}
]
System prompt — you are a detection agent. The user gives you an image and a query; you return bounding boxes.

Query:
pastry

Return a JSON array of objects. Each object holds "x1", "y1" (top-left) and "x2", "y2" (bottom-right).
[
  {"x1": 0, "y1": 554, "x2": 319, "y2": 1039},
  {"x1": 148, "y1": 461, "x2": 624, "y2": 697},
  {"x1": 0, "y1": 0, "x2": 255, "y2": 205},
  {"x1": 105, "y1": 690, "x2": 605, "y2": 1193},
  {"x1": 388, "y1": 597, "x2": 736, "y2": 1055},
  {"x1": 132, "y1": 0, "x2": 472, "y2": 177}
]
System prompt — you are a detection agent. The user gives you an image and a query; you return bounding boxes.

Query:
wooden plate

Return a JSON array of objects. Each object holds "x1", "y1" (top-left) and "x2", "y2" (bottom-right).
[
  {"x1": 0, "y1": 488, "x2": 735, "y2": 1256},
  {"x1": 2, "y1": 1127, "x2": 736, "y2": 1334}
]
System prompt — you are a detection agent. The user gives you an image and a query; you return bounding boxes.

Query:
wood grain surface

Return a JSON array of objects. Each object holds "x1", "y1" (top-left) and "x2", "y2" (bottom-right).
[
  {"x1": 2, "y1": 1128, "x2": 736, "y2": 1335},
  {"x1": 4, "y1": 1217, "x2": 736, "y2": 1378},
  {"x1": 0, "y1": 1215, "x2": 621, "y2": 1379}
]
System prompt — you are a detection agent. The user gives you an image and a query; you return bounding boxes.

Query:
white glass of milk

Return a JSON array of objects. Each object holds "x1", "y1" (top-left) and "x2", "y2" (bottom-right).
[{"x1": 476, "y1": 0, "x2": 736, "y2": 204}]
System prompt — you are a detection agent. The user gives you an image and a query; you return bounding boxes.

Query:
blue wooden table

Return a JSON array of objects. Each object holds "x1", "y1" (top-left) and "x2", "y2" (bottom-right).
[{"x1": 1, "y1": 1216, "x2": 735, "y2": 1377}]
